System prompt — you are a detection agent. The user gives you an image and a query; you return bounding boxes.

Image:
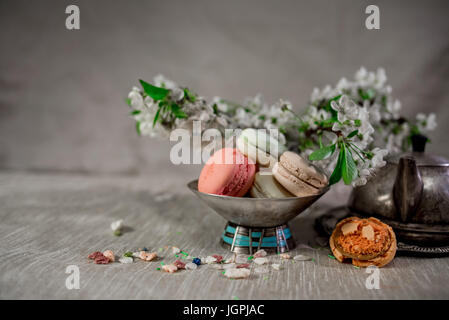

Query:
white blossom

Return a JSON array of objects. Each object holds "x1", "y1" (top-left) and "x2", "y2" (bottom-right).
[{"x1": 126, "y1": 68, "x2": 437, "y2": 187}]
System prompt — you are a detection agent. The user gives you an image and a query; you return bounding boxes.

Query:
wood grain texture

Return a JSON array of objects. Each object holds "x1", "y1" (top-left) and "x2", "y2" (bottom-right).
[{"x1": 0, "y1": 172, "x2": 448, "y2": 299}]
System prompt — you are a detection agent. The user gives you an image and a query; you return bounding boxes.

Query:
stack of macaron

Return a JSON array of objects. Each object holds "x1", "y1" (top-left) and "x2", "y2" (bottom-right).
[{"x1": 198, "y1": 128, "x2": 329, "y2": 198}]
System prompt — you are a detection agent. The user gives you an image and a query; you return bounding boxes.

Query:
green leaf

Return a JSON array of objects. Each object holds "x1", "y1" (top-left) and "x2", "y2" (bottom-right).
[
  {"x1": 152, "y1": 108, "x2": 161, "y2": 127},
  {"x1": 136, "y1": 121, "x2": 141, "y2": 135},
  {"x1": 358, "y1": 88, "x2": 375, "y2": 100},
  {"x1": 354, "y1": 119, "x2": 362, "y2": 127},
  {"x1": 125, "y1": 98, "x2": 132, "y2": 107},
  {"x1": 341, "y1": 145, "x2": 358, "y2": 185},
  {"x1": 347, "y1": 130, "x2": 359, "y2": 138},
  {"x1": 170, "y1": 103, "x2": 187, "y2": 119},
  {"x1": 212, "y1": 104, "x2": 219, "y2": 115},
  {"x1": 309, "y1": 144, "x2": 335, "y2": 161},
  {"x1": 184, "y1": 88, "x2": 196, "y2": 102},
  {"x1": 329, "y1": 147, "x2": 344, "y2": 185},
  {"x1": 130, "y1": 110, "x2": 141, "y2": 115},
  {"x1": 139, "y1": 79, "x2": 169, "y2": 101},
  {"x1": 320, "y1": 118, "x2": 337, "y2": 128}
]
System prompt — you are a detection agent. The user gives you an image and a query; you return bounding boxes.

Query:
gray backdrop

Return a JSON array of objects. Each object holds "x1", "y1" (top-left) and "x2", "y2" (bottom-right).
[{"x1": 1, "y1": 0, "x2": 448, "y2": 181}]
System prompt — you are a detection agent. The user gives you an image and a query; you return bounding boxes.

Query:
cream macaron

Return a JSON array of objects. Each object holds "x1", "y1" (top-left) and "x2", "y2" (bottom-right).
[
  {"x1": 272, "y1": 151, "x2": 328, "y2": 197},
  {"x1": 250, "y1": 172, "x2": 294, "y2": 198},
  {"x1": 237, "y1": 128, "x2": 287, "y2": 168}
]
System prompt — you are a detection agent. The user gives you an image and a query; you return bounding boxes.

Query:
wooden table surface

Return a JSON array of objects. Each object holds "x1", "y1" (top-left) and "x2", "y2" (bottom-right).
[{"x1": 1, "y1": 172, "x2": 448, "y2": 300}]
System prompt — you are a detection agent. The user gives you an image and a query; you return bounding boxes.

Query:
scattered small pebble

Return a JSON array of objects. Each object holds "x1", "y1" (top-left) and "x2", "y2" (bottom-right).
[
  {"x1": 205, "y1": 256, "x2": 217, "y2": 264},
  {"x1": 94, "y1": 255, "x2": 111, "y2": 264},
  {"x1": 272, "y1": 263, "x2": 282, "y2": 271},
  {"x1": 253, "y1": 257, "x2": 268, "y2": 265},
  {"x1": 185, "y1": 262, "x2": 198, "y2": 270},
  {"x1": 280, "y1": 253, "x2": 291, "y2": 260},
  {"x1": 223, "y1": 268, "x2": 250, "y2": 279},
  {"x1": 192, "y1": 257, "x2": 202, "y2": 265},
  {"x1": 173, "y1": 260, "x2": 186, "y2": 269},
  {"x1": 293, "y1": 254, "x2": 313, "y2": 261},
  {"x1": 88, "y1": 251, "x2": 104, "y2": 260},
  {"x1": 110, "y1": 219, "x2": 123, "y2": 232},
  {"x1": 254, "y1": 249, "x2": 267, "y2": 258},
  {"x1": 139, "y1": 251, "x2": 158, "y2": 261},
  {"x1": 103, "y1": 250, "x2": 115, "y2": 262},
  {"x1": 119, "y1": 257, "x2": 133, "y2": 264},
  {"x1": 162, "y1": 264, "x2": 178, "y2": 273},
  {"x1": 223, "y1": 254, "x2": 236, "y2": 264},
  {"x1": 172, "y1": 247, "x2": 181, "y2": 254}
]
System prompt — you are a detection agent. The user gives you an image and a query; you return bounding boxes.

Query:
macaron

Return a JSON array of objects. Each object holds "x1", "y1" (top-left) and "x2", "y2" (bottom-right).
[
  {"x1": 272, "y1": 151, "x2": 328, "y2": 197},
  {"x1": 198, "y1": 148, "x2": 256, "y2": 197},
  {"x1": 250, "y1": 172, "x2": 294, "y2": 198},
  {"x1": 237, "y1": 128, "x2": 287, "y2": 168}
]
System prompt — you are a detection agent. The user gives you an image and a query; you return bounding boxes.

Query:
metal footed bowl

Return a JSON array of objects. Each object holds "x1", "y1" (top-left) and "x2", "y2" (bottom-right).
[{"x1": 187, "y1": 179, "x2": 329, "y2": 228}]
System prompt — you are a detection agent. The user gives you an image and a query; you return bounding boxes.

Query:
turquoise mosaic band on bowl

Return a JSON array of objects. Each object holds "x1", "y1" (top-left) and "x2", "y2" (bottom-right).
[{"x1": 222, "y1": 225, "x2": 292, "y2": 248}]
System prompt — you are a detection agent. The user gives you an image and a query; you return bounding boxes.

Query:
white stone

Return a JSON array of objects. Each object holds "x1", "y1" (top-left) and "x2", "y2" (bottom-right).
[
  {"x1": 253, "y1": 257, "x2": 268, "y2": 265},
  {"x1": 223, "y1": 268, "x2": 250, "y2": 279},
  {"x1": 118, "y1": 257, "x2": 133, "y2": 264},
  {"x1": 272, "y1": 263, "x2": 282, "y2": 270},
  {"x1": 110, "y1": 219, "x2": 123, "y2": 232},
  {"x1": 205, "y1": 256, "x2": 217, "y2": 264},
  {"x1": 185, "y1": 262, "x2": 197, "y2": 270},
  {"x1": 293, "y1": 254, "x2": 312, "y2": 261},
  {"x1": 253, "y1": 249, "x2": 267, "y2": 258}
]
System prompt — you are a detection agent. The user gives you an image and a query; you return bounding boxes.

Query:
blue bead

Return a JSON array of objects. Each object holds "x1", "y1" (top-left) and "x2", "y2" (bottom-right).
[{"x1": 192, "y1": 258, "x2": 201, "y2": 265}]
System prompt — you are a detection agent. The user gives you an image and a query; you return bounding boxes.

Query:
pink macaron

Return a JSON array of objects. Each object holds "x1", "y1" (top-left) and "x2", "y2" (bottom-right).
[{"x1": 198, "y1": 148, "x2": 256, "y2": 197}]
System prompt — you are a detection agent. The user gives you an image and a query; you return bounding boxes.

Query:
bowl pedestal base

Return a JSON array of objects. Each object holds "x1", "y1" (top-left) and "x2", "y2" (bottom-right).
[{"x1": 220, "y1": 221, "x2": 296, "y2": 254}]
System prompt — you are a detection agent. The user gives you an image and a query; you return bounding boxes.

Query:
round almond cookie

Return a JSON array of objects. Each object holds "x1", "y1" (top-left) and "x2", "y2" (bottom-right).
[
  {"x1": 332, "y1": 217, "x2": 392, "y2": 261},
  {"x1": 330, "y1": 217, "x2": 397, "y2": 268}
]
